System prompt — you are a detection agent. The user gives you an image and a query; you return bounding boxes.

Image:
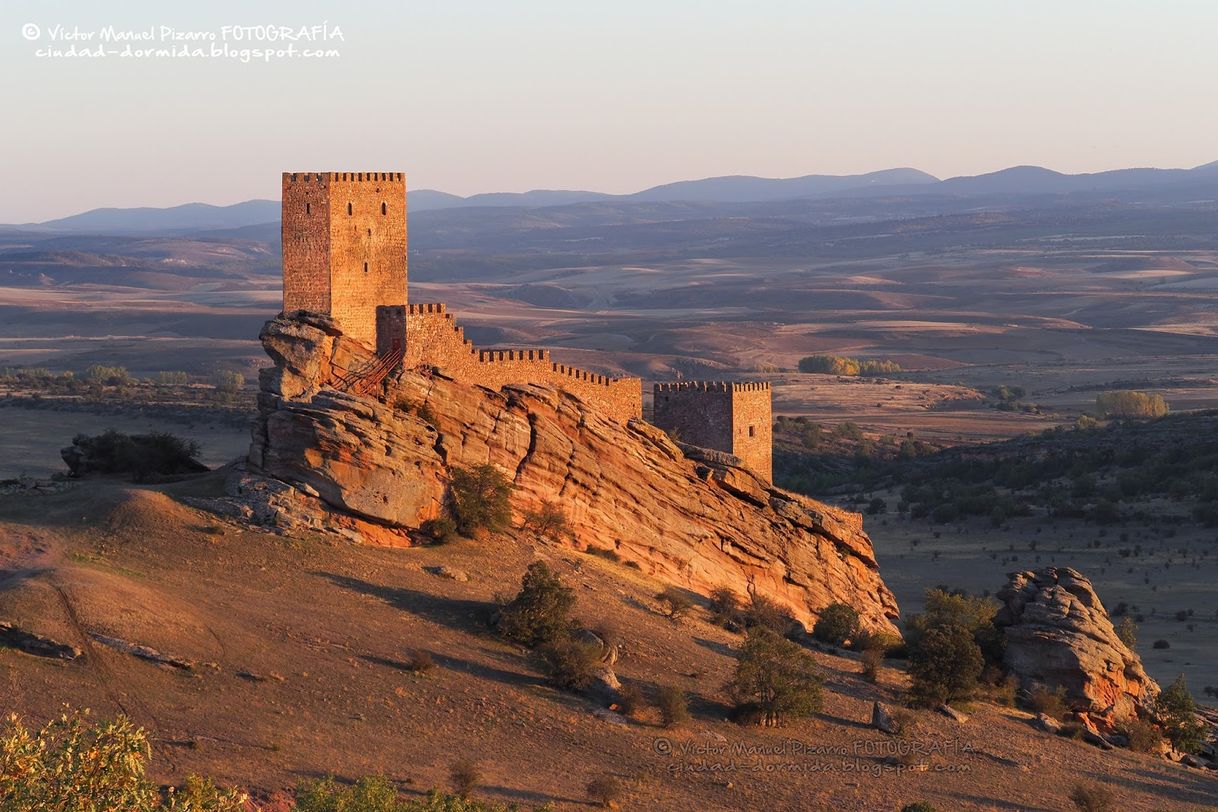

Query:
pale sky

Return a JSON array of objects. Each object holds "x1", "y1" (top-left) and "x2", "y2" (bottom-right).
[{"x1": 3, "y1": 0, "x2": 1217, "y2": 221}]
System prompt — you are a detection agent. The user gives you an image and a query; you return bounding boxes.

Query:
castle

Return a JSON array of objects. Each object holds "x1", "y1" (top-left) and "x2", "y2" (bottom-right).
[{"x1": 280, "y1": 170, "x2": 772, "y2": 481}]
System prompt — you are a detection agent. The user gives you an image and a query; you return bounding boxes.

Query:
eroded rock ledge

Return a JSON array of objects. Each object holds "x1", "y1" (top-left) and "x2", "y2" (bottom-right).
[{"x1": 244, "y1": 313, "x2": 901, "y2": 633}]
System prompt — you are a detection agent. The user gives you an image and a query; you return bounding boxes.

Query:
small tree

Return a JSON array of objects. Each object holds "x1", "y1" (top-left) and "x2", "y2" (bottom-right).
[
  {"x1": 1069, "y1": 783, "x2": 1115, "y2": 812},
  {"x1": 536, "y1": 636, "x2": 601, "y2": 691},
  {"x1": 450, "y1": 464, "x2": 514, "y2": 537},
  {"x1": 1115, "y1": 616, "x2": 1137, "y2": 649},
  {"x1": 907, "y1": 623, "x2": 983, "y2": 706},
  {"x1": 727, "y1": 628, "x2": 823, "y2": 727},
  {"x1": 210, "y1": 369, "x2": 244, "y2": 402},
  {"x1": 496, "y1": 561, "x2": 575, "y2": 647},
  {"x1": 1155, "y1": 674, "x2": 1207, "y2": 754},
  {"x1": 448, "y1": 758, "x2": 480, "y2": 799},
  {"x1": 585, "y1": 776, "x2": 622, "y2": 808},
  {"x1": 743, "y1": 594, "x2": 795, "y2": 635},
  {"x1": 708, "y1": 587, "x2": 742, "y2": 626},
  {"x1": 657, "y1": 685, "x2": 690, "y2": 728},
  {"x1": 812, "y1": 603, "x2": 859, "y2": 647},
  {"x1": 655, "y1": 586, "x2": 694, "y2": 622},
  {"x1": 519, "y1": 500, "x2": 572, "y2": 543}
]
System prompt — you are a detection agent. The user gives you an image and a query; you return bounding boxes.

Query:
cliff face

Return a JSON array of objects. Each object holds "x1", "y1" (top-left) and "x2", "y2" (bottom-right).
[{"x1": 247, "y1": 314, "x2": 900, "y2": 633}]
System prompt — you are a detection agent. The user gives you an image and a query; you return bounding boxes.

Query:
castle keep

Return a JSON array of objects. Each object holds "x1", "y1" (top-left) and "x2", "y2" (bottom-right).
[
  {"x1": 653, "y1": 382, "x2": 773, "y2": 481},
  {"x1": 280, "y1": 170, "x2": 771, "y2": 481}
]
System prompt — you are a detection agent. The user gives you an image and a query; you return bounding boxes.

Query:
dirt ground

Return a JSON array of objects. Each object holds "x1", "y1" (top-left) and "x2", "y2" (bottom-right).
[{"x1": 1, "y1": 475, "x2": 1215, "y2": 810}]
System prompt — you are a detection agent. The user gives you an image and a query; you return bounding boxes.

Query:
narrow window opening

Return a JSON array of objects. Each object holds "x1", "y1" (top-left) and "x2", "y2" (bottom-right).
[
  {"x1": 306, "y1": 202, "x2": 311, "y2": 215},
  {"x1": 381, "y1": 202, "x2": 387, "y2": 215},
  {"x1": 347, "y1": 202, "x2": 353, "y2": 215},
  {"x1": 367, "y1": 228, "x2": 372, "y2": 236},
  {"x1": 363, "y1": 262, "x2": 369, "y2": 273},
  {"x1": 748, "y1": 425, "x2": 756, "y2": 438}
]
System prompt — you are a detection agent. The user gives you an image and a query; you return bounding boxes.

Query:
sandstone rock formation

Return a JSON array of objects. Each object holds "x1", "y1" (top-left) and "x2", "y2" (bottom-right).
[
  {"x1": 244, "y1": 313, "x2": 900, "y2": 633},
  {"x1": 996, "y1": 567, "x2": 1158, "y2": 726}
]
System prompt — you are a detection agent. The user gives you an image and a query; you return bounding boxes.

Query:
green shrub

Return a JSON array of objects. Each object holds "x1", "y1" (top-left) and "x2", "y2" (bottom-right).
[
  {"x1": 519, "y1": 500, "x2": 572, "y2": 543},
  {"x1": 0, "y1": 710, "x2": 245, "y2": 811},
  {"x1": 657, "y1": 685, "x2": 690, "y2": 728},
  {"x1": 1068, "y1": 783, "x2": 1116, "y2": 812},
  {"x1": 797, "y1": 355, "x2": 902, "y2": 376},
  {"x1": 585, "y1": 776, "x2": 622, "y2": 808},
  {"x1": 1095, "y1": 390, "x2": 1168, "y2": 419},
  {"x1": 496, "y1": 561, "x2": 575, "y2": 647},
  {"x1": 743, "y1": 594, "x2": 795, "y2": 635},
  {"x1": 655, "y1": 586, "x2": 695, "y2": 622},
  {"x1": 449, "y1": 759, "x2": 480, "y2": 799},
  {"x1": 708, "y1": 587, "x2": 742, "y2": 626},
  {"x1": 907, "y1": 623, "x2": 983, "y2": 706},
  {"x1": 812, "y1": 603, "x2": 860, "y2": 647},
  {"x1": 1117, "y1": 716, "x2": 1162, "y2": 753},
  {"x1": 294, "y1": 781, "x2": 537, "y2": 812},
  {"x1": 860, "y1": 645, "x2": 884, "y2": 683},
  {"x1": 1115, "y1": 616, "x2": 1137, "y2": 649},
  {"x1": 449, "y1": 464, "x2": 514, "y2": 537},
  {"x1": 421, "y1": 516, "x2": 458, "y2": 544},
  {"x1": 727, "y1": 628, "x2": 823, "y2": 727},
  {"x1": 535, "y1": 635, "x2": 601, "y2": 691},
  {"x1": 83, "y1": 364, "x2": 131, "y2": 386},
  {"x1": 210, "y1": 369, "x2": 244, "y2": 402},
  {"x1": 1155, "y1": 674, "x2": 1207, "y2": 754},
  {"x1": 62, "y1": 429, "x2": 205, "y2": 481},
  {"x1": 405, "y1": 649, "x2": 436, "y2": 674},
  {"x1": 1029, "y1": 685, "x2": 1069, "y2": 720},
  {"x1": 585, "y1": 546, "x2": 621, "y2": 562},
  {"x1": 904, "y1": 588, "x2": 1002, "y2": 666}
]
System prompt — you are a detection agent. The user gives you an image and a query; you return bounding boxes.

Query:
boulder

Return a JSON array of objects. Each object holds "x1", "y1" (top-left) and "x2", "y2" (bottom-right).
[
  {"x1": 996, "y1": 567, "x2": 1159, "y2": 726},
  {"x1": 871, "y1": 701, "x2": 899, "y2": 734},
  {"x1": 1032, "y1": 713, "x2": 1062, "y2": 734},
  {"x1": 245, "y1": 314, "x2": 902, "y2": 634}
]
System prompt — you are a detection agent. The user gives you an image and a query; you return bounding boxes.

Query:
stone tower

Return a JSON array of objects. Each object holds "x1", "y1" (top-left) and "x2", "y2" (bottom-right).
[
  {"x1": 281, "y1": 172, "x2": 407, "y2": 348},
  {"x1": 652, "y1": 381, "x2": 772, "y2": 482}
]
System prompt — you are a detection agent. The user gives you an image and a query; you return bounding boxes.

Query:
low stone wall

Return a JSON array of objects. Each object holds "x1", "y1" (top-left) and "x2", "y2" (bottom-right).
[{"x1": 403, "y1": 303, "x2": 641, "y2": 421}]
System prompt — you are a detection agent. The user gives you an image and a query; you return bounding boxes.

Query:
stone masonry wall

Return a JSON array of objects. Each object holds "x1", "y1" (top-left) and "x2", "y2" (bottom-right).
[
  {"x1": 729, "y1": 383, "x2": 773, "y2": 482},
  {"x1": 403, "y1": 303, "x2": 641, "y2": 422},
  {"x1": 327, "y1": 173, "x2": 407, "y2": 348},
  {"x1": 281, "y1": 173, "x2": 332, "y2": 315},
  {"x1": 653, "y1": 381, "x2": 772, "y2": 482}
]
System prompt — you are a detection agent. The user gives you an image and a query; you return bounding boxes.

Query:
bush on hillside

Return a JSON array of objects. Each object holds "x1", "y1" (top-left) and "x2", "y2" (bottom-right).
[
  {"x1": 61, "y1": 429, "x2": 206, "y2": 481},
  {"x1": 496, "y1": 561, "x2": 575, "y2": 648},
  {"x1": 907, "y1": 623, "x2": 984, "y2": 706},
  {"x1": 655, "y1": 585, "x2": 695, "y2": 622},
  {"x1": 0, "y1": 710, "x2": 245, "y2": 811},
  {"x1": 518, "y1": 500, "x2": 573, "y2": 543},
  {"x1": 727, "y1": 628, "x2": 823, "y2": 727},
  {"x1": 1155, "y1": 674, "x2": 1207, "y2": 754},
  {"x1": 449, "y1": 464, "x2": 514, "y2": 536},
  {"x1": 811, "y1": 603, "x2": 860, "y2": 647}
]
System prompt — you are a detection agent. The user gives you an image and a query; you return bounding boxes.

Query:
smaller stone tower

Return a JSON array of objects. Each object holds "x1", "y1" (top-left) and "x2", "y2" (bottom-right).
[{"x1": 652, "y1": 381, "x2": 772, "y2": 482}]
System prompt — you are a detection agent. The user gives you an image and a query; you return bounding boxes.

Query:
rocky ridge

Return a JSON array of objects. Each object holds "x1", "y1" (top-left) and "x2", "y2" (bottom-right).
[{"x1": 239, "y1": 313, "x2": 901, "y2": 633}]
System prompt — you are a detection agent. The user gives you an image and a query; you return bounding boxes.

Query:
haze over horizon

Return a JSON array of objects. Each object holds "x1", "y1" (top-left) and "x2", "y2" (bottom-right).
[{"x1": 3, "y1": 0, "x2": 1218, "y2": 221}]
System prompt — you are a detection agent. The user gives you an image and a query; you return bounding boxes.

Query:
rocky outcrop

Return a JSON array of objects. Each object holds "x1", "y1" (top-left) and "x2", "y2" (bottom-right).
[
  {"x1": 245, "y1": 314, "x2": 900, "y2": 633},
  {"x1": 996, "y1": 567, "x2": 1158, "y2": 727}
]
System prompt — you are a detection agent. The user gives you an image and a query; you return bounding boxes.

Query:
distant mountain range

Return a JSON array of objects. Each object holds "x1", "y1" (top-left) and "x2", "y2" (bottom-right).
[{"x1": 6, "y1": 162, "x2": 1217, "y2": 235}]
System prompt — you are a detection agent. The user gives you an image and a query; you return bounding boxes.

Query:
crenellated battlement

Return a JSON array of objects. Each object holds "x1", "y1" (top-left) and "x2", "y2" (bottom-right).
[
  {"x1": 654, "y1": 381, "x2": 771, "y2": 394},
  {"x1": 284, "y1": 172, "x2": 405, "y2": 184},
  {"x1": 401, "y1": 302, "x2": 641, "y2": 419}
]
